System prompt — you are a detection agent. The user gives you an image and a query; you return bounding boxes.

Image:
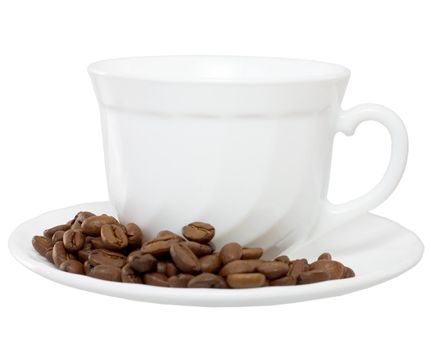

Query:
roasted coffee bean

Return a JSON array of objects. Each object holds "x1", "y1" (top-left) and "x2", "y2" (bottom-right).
[
  {"x1": 121, "y1": 264, "x2": 142, "y2": 283},
  {"x1": 73, "y1": 211, "x2": 95, "y2": 225},
  {"x1": 45, "y1": 249, "x2": 54, "y2": 263},
  {"x1": 87, "y1": 237, "x2": 107, "y2": 249},
  {"x1": 242, "y1": 248, "x2": 263, "y2": 260},
  {"x1": 226, "y1": 273, "x2": 267, "y2": 289},
  {"x1": 168, "y1": 274, "x2": 194, "y2": 288},
  {"x1": 63, "y1": 229, "x2": 85, "y2": 252},
  {"x1": 318, "y1": 252, "x2": 332, "y2": 261},
  {"x1": 77, "y1": 249, "x2": 92, "y2": 262},
  {"x1": 88, "y1": 264, "x2": 122, "y2": 282},
  {"x1": 67, "y1": 253, "x2": 78, "y2": 261},
  {"x1": 199, "y1": 254, "x2": 221, "y2": 273},
  {"x1": 43, "y1": 224, "x2": 71, "y2": 239},
  {"x1": 125, "y1": 223, "x2": 144, "y2": 246},
  {"x1": 32, "y1": 236, "x2": 53, "y2": 257},
  {"x1": 288, "y1": 259, "x2": 309, "y2": 279},
  {"x1": 188, "y1": 273, "x2": 227, "y2": 288},
  {"x1": 274, "y1": 255, "x2": 290, "y2": 264},
  {"x1": 310, "y1": 260, "x2": 345, "y2": 280},
  {"x1": 298, "y1": 270, "x2": 330, "y2": 284},
  {"x1": 143, "y1": 272, "x2": 169, "y2": 287},
  {"x1": 84, "y1": 260, "x2": 93, "y2": 275},
  {"x1": 157, "y1": 262, "x2": 178, "y2": 277},
  {"x1": 220, "y1": 242, "x2": 242, "y2": 265},
  {"x1": 219, "y1": 259, "x2": 263, "y2": 276},
  {"x1": 88, "y1": 249, "x2": 127, "y2": 268},
  {"x1": 81, "y1": 215, "x2": 118, "y2": 236},
  {"x1": 343, "y1": 267, "x2": 355, "y2": 278},
  {"x1": 170, "y1": 242, "x2": 200, "y2": 273},
  {"x1": 182, "y1": 241, "x2": 214, "y2": 257},
  {"x1": 154, "y1": 230, "x2": 184, "y2": 242},
  {"x1": 51, "y1": 230, "x2": 65, "y2": 244},
  {"x1": 141, "y1": 239, "x2": 178, "y2": 255},
  {"x1": 52, "y1": 242, "x2": 69, "y2": 267},
  {"x1": 257, "y1": 261, "x2": 290, "y2": 280},
  {"x1": 270, "y1": 275, "x2": 297, "y2": 286},
  {"x1": 182, "y1": 222, "x2": 215, "y2": 244},
  {"x1": 59, "y1": 260, "x2": 84, "y2": 275},
  {"x1": 129, "y1": 253, "x2": 157, "y2": 273},
  {"x1": 71, "y1": 221, "x2": 82, "y2": 229},
  {"x1": 101, "y1": 224, "x2": 128, "y2": 250}
]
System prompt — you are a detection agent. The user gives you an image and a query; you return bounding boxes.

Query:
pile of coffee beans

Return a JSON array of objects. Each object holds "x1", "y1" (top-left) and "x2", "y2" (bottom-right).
[{"x1": 32, "y1": 212, "x2": 355, "y2": 288}]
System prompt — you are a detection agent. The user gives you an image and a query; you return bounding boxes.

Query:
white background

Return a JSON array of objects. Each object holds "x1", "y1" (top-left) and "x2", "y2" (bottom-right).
[{"x1": 1, "y1": 1, "x2": 430, "y2": 349}]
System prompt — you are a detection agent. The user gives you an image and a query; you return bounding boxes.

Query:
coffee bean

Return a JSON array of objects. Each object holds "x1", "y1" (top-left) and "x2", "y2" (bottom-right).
[
  {"x1": 141, "y1": 239, "x2": 178, "y2": 255},
  {"x1": 32, "y1": 236, "x2": 53, "y2": 257},
  {"x1": 182, "y1": 241, "x2": 214, "y2": 257},
  {"x1": 83, "y1": 260, "x2": 93, "y2": 275},
  {"x1": 274, "y1": 255, "x2": 290, "y2": 264},
  {"x1": 168, "y1": 274, "x2": 194, "y2": 288},
  {"x1": 88, "y1": 264, "x2": 122, "y2": 282},
  {"x1": 77, "y1": 249, "x2": 92, "y2": 262},
  {"x1": 143, "y1": 272, "x2": 169, "y2": 287},
  {"x1": 101, "y1": 224, "x2": 128, "y2": 250},
  {"x1": 288, "y1": 259, "x2": 309, "y2": 279},
  {"x1": 87, "y1": 237, "x2": 107, "y2": 249},
  {"x1": 257, "y1": 261, "x2": 290, "y2": 280},
  {"x1": 170, "y1": 242, "x2": 200, "y2": 273},
  {"x1": 310, "y1": 260, "x2": 345, "y2": 280},
  {"x1": 220, "y1": 242, "x2": 242, "y2": 265},
  {"x1": 73, "y1": 211, "x2": 95, "y2": 225},
  {"x1": 128, "y1": 252, "x2": 157, "y2": 273},
  {"x1": 154, "y1": 230, "x2": 184, "y2": 242},
  {"x1": 125, "y1": 223, "x2": 144, "y2": 246},
  {"x1": 45, "y1": 249, "x2": 54, "y2": 263},
  {"x1": 199, "y1": 254, "x2": 221, "y2": 273},
  {"x1": 270, "y1": 275, "x2": 297, "y2": 286},
  {"x1": 182, "y1": 222, "x2": 215, "y2": 244},
  {"x1": 188, "y1": 273, "x2": 227, "y2": 288},
  {"x1": 63, "y1": 229, "x2": 85, "y2": 252},
  {"x1": 81, "y1": 215, "x2": 118, "y2": 236},
  {"x1": 51, "y1": 230, "x2": 65, "y2": 244},
  {"x1": 165, "y1": 262, "x2": 178, "y2": 277},
  {"x1": 226, "y1": 273, "x2": 267, "y2": 288},
  {"x1": 43, "y1": 224, "x2": 71, "y2": 239},
  {"x1": 52, "y1": 242, "x2": 69, "y2": 267},
  {"x1": 343, "y1": 267, "x2": 355, "y2": 278},
  {"x1": 121, "y1": 264, "x2": 142, "y2": 283},
  {"x1": 318, "y1": 252, "x2": 332, "y2": 261},
  {"x1": 88, "y1": 249, "x2": 127, "y2": 268},
  {"x1": 242, "y1": 248, "x2": 263, "y2": 260},
  {"x1": 298, "y1": 271, "x2": 330, "y2": 284},
  {"x1": 71, "y1": 221, "x2": 82, "y2": 229},
  {"x1": 219, "y1": 259, "x2": 263, "y2": 276},
  {"x1": 59, "y1": 260, "x2": 84, "y2": 275},
  {"x1": 156, "y1": 262, "x2": 178, "y2": 277}
]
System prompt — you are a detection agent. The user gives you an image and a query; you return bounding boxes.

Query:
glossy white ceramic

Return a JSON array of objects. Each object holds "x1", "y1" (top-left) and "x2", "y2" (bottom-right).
[
  {"x1": 89, "y1": 56, "x2": 408, "y2": 249},
  {"x1": 9, "y1": 202, "x2": 423, "y2": 307}
]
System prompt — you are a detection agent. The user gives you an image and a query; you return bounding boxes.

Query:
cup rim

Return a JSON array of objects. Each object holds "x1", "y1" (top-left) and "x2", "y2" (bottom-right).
[{"x1": 88, "y1": 55, "x2": 350, "y2": 85}]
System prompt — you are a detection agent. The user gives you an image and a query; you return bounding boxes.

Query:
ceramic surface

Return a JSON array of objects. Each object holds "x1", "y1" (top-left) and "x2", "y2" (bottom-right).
[
  {"x1": 89, "y1": 56, "x2": 408, "y2": 249},
  {"x1": 9, "y1": 202, "x2": 423, "y2": 307}
]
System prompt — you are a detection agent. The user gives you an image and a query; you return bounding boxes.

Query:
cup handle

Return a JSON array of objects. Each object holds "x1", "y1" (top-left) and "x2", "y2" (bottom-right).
[{"x1": 314, "y1": 103, "x2": 409, "y2": 235}]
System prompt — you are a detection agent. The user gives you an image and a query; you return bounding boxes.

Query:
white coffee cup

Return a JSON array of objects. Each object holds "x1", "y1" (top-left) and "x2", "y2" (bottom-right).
[{"x1": 88, "y1": 56, "x2": 408, "y2": 251}]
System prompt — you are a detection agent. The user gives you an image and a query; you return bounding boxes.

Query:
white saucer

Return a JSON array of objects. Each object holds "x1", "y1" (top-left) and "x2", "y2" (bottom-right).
[{"x1": 9, "y1": 201, "x2": 424, "y2": 307}]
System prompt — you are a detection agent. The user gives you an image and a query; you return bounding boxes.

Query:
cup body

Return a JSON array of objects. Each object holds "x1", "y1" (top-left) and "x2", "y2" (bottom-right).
[{"x1": 89, "y1": 56, "x2": 350, "y2": 249}]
